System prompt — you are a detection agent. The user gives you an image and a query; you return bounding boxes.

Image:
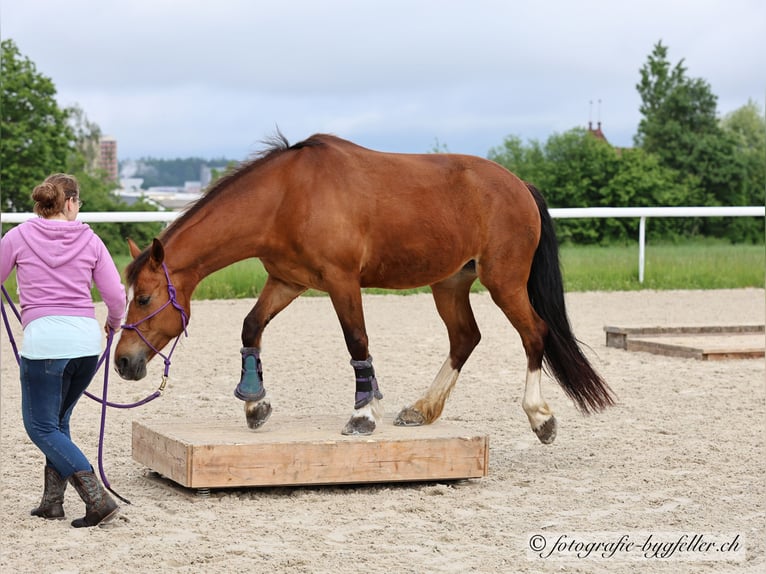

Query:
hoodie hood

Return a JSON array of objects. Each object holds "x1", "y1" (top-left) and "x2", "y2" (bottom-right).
[{"x1": 17, "y1": 218, "x2": 95, "y2": 269}]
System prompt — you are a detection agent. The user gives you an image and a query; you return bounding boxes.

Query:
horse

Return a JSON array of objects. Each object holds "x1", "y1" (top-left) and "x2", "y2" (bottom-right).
[{"x1": 115, "y1": 133, "x2": 614, "y2": 440}]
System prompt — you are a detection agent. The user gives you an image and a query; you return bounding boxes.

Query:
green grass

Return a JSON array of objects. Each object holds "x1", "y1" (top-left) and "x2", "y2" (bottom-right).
[
  {"x1": 2, "y1": 241, "x2": 763, "y2": 304},
  {"x1": 560, "y1": 240, "x2": 765, "y2": 291}
]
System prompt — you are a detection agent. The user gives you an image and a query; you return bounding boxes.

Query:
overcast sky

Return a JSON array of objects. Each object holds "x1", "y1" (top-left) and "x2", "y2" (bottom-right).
[{"x1": 3, "y1": 1, "x2": 764, "y2": 162}]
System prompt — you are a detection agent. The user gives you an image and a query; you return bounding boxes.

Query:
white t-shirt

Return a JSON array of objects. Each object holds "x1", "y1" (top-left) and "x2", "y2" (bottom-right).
[{"x1": 21, "y1": 315, "x2": 102, "y2": 359}]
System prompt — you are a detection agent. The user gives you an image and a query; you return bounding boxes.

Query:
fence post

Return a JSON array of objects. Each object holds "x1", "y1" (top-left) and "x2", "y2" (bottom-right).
[{"x1": 638, "y1": 216, "x2": 646, "y2": 283}]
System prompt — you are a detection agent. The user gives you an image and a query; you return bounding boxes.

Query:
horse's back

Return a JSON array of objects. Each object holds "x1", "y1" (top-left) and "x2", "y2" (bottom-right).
[
  {"x1": 286, "y1": 134, "x2": 536, "y2": 217},
  {"x1": 261, "y1": 135, "x2": 541, "y2": 289}
]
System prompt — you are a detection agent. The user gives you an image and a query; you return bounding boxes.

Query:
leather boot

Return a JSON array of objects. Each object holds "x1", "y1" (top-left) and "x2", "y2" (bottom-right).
[
  {"x1": 30, "y1": 466, "x2": 67, "y2": 520},
  {"x1": 68, "y1": 470, "x2": 119, "y2": 528}
]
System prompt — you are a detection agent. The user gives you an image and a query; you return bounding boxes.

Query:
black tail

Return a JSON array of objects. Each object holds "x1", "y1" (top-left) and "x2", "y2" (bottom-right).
[{"x1": 525, "y1": 183, "x2": 615, "y2": 413}]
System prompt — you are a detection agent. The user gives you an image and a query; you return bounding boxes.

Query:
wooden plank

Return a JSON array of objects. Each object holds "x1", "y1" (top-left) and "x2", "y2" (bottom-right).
[
  {"x1": 604, "y1": 325, "x2": 764, "y2": 360},
  {"x1": 626, "y1": 338, "x2": 701, "y2": 359},
  {"x1": 702, "y1": 348, "x2": 765, "y2": 361},
  {"x1": 132, "y1": 415, "x2": 489, "y2": 489},
  {"x1": 604, "y1": 324, "x2": 765, "y2": 337},
  {"x1": 132, "y1": 420, "x2": 193, "y2": 486},
  {"x1": 604, "y1": 328, "x2": 628, "y2": 349}
]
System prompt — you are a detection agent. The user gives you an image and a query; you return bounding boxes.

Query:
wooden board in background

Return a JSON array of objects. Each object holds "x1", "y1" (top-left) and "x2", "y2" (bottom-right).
[{"x1": 604, "y1": 324, "x2": 764, "y2": 360}]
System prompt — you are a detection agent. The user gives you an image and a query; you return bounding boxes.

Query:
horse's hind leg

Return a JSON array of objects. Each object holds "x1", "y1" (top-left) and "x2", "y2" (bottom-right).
[
  {"x1": 480, "y1": 267, "x2": 556, "y2": 444},
  {"x1": 237, "y1": 276, "x2": 306, "y2": 430},
  {"x1": 395, "y1": 265, "x2": 480, "y2": 427}
]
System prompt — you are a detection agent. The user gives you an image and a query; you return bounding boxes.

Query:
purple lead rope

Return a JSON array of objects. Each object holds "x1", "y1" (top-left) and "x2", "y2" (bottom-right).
[
  {"x1": 1, "y1": 285, "x2": 165, "y2": 504},
  {"x1": 96, "y1": 328, "x2": 132, "y2": 504}
]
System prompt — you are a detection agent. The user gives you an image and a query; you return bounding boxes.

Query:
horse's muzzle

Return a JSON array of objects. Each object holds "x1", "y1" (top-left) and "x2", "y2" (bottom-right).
[{"x1": 115, "y1": 353, "x2": 148, "y2": 380}]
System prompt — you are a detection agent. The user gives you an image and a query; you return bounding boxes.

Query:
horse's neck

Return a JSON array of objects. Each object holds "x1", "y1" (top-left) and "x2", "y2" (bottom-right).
[{"x1": 164, "y1": 200, "x2": 272, "y2": 291}]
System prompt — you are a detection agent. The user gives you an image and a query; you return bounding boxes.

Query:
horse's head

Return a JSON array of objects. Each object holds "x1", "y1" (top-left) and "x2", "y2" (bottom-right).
[{"x1": 115, "y1": 238, "x2": 191, "y2": 380}]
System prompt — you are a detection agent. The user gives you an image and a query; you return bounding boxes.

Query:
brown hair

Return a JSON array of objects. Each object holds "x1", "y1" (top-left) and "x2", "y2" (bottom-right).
[{"x1": 31, "y1": 173, "x2": 80, "y2": 218}]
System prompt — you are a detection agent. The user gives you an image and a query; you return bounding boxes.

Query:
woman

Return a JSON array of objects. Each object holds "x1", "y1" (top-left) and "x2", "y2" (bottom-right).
[{"x1": 0, "y1": 173, "x2": 126, "y2": 528}]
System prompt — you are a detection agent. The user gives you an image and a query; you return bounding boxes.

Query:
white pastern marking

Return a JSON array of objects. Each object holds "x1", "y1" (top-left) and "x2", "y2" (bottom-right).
[
  {"x1": 424, "y1": 358, "x2": 460, "y2": 404},
  {"x1": 352, "y1": 397, "x2": 383, "y2": 423},
  {"x1": 522, "y1": 368, "x2": 552, "y2": 431}
]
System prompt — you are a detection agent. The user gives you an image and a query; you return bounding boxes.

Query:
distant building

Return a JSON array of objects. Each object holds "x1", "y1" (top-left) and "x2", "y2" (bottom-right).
[
  {"x1": 588, "y1": 121, "x2": 608, "y2": 143},
  {"x1": 115, "y1": 184, "x2": 201, "y2": 210},
  {"x1": 120, "y1": 177, "x2": 144, "y2": 192},
  {"x1": 99, "y1": 137, "x2": 119, "y2": 182},
  {"x1": 200, "y1": 164, "x2": 231, "y2": 189},
  {"x1": 200, "y1": 166, "x2": 215, "y2": 189},
  {"x1": 184, "y1": 181, "x2": 202, "y2": 194}
]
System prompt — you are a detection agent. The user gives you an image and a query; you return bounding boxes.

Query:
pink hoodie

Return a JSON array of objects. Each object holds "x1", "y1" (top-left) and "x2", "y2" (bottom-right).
[{"x1": 0, "y1": 218, "x2": 126, "y2": 329}]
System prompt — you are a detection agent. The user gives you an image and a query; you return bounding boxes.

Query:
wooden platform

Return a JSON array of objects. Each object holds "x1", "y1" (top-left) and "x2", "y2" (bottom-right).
[
  {"x1": 132, "y1": 415, "x2": 489, "y2": 489},
  {"x1": 604, "y1": 324, "x2": 765, "y2": 360}
]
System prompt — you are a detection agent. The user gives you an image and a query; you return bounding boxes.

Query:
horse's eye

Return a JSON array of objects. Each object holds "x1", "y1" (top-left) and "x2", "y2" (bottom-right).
[{"x1": 136, "y1": 295, "x2": 151, "y2": 306}]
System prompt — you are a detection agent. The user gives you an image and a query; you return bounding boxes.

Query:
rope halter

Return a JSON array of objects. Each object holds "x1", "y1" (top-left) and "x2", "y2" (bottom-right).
[{"x1": 121, "y1": 262, "x2": 189, "y2": 387}]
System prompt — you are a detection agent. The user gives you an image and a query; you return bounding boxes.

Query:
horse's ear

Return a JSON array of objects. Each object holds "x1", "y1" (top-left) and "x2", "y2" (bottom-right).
[
  {"x1": 149, "y1": 238, "x2": 165, "y2": 266},
  {"x1": 127, "y1": 238, "x2": 142, "y2": 259}
]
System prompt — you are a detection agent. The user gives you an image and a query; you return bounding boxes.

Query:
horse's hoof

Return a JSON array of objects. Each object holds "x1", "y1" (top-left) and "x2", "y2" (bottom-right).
[
  {"x1": 341, "y1": 416, "x2": 376, "y2": 436},
  {"x1": 533, "y1": 415, "x2": 557, "y2": 444},
  {"x1": 393, "y1": 406, "x2": 425, "y2": 427},
  {"x1": 245, "y1": 400, "x2": 272, "y2": 430}
]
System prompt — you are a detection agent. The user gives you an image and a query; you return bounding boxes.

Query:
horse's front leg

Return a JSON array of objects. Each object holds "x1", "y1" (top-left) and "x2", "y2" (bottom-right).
[
  {"x1": 328, "y1": 285, "x2": 384, "y2": 436},
  {"x1": 236, "y1": 276, "x2": 306, "y2": 430}
]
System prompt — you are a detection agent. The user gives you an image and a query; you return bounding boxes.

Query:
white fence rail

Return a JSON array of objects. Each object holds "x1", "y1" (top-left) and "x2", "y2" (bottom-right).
[
  {"x1": 3, "y1": 206, "x2": 764, "y2": 283},
  {"x1": 549, "y1": 206, "x2": 765, "y2": 282}
]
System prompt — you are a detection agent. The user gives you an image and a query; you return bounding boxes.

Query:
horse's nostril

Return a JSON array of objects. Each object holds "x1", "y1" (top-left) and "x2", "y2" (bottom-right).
[
  {"x1": 115, "y1": 354, "x2": 147, "y2": 380},
  {"x1": 116, "y1": 356, "x2": 132, "y2": 377}
]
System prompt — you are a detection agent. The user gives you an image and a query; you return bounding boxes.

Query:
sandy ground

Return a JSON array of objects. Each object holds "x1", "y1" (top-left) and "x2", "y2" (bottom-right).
[{"x1": 1, "y1": 288, "x2": 764, "y2": 574}]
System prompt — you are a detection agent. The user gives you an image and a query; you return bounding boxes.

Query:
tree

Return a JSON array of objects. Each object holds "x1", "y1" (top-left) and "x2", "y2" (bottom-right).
[
  {"x1": 487, "y1": 43, "x2": 762, "y2": 245},
  {"x1": 634, "y1": 40, "x2": 744, "y2": 226},
  {"x1": 429, "y1": 138, "x2": 451, "y2": 154},
  {"x1": 208, "y1": 161, "x2": 239, "y2": 191},
  {"x1": 720, "y1": 100, "x2": 766, "y2": 242},
  {"x1": 67, "y1": 103, "x2": 103, "y2": 174},
  {"x1": 490, "y1": 129, "x2": 621, "y2": 243},
  {"x1": 540, "y1": 129, "x2": 621, "y2": 243},
  {"x1": 1, "y1": 39, "x2": 163, "y2": 255},
  {"x1": 488, "y1": 135, "x2": 547, "y2": 186},
  {"x1": 603, "y1": 148, "x2": 695, "y2": 239},
  {"x1": 635, "y1": 42, "x2": 719, "y2": 155},
  {"x1": 721, "y1": 100, "x2": 766, "y2": 151},
  {"x1": 1, "y1": 39, "x2": 75, "y2": 211}
]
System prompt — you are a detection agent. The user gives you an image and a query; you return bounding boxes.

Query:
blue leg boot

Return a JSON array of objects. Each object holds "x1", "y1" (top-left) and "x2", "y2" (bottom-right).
[
  {"x1": 235, "y1": 347, "x2": 272, "y2": 429},
  {"x1": 234, "y1": 347, "x2": 265, "y2": 401}
]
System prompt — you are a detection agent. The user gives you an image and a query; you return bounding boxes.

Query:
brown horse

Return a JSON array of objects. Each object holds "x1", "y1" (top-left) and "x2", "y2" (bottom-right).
[{"x1": 115, "y1": 133, "x2": 614, "y2": 440}]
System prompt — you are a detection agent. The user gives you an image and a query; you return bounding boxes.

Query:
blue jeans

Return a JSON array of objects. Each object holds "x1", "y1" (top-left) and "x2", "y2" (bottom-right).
[{"x1": 20, "y1": 356, "x2": 98, "y2": 479}]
